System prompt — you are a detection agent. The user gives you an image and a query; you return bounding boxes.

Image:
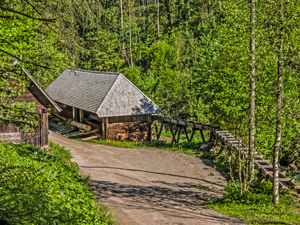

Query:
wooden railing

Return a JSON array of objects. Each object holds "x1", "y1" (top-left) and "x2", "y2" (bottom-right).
[{"x1": 152, "y1": 115, "x2": 300, "y2": 196}]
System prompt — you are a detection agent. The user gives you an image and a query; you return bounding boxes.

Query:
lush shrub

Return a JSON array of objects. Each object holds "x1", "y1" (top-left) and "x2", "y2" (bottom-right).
[
  {"x1": 0, "y1": 141, "x2": 114, "y2": 225},
  {"x1": 207, "y1": 179, "x2": 300, "y2": 224}
]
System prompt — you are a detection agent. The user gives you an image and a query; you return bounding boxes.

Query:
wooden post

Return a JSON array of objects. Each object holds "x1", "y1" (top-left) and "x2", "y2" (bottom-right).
[
  {"x1": 189, "y1": 123, "x2": 196, "y2": 142},
  {"x1": 105, "y1": 117, "x2": 109, "y2": 139},
  {"x1": 79, "y1": 109, "x2": 84, "y2": 123},
  {"x1": 102, "y1": 117, "x2": 105, "y2": 139},
  {"x1": 183, "y1": 126, "x2": 190, "y2": 142},
  {"x1": 40, "y1": 108, "x2": 48, "y2": 147},
  {"x1": 72, "y1": 107, "x2": 78, "y2": 122},
  {"x1": 200, "y1": 129, "x2": 205, "y2": 143},
  {"x1": 157, "y1": 121, "x2": 164, "y2": 141},
  {"x1": 155, "y1": 120, "x2": 158, "y2": 134},
  {"x1": 171, "y1": 125, "x2": 179, "y2": 145},
  {"x1": 148, "y1": 114, "x2": 152, "y2": 141},
  {"x1": 176, "y1": 126, "x2": 182, "y2": 143}
]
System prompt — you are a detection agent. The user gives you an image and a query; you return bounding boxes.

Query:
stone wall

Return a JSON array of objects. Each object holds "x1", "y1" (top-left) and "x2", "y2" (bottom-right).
[{"x1": 107, "y1": 122, "x2": 151, "y2": 142}]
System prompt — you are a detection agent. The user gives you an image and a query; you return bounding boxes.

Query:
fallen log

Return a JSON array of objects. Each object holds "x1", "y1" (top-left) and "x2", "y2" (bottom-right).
[
  {"x1": 85, "y1": 120, "x2": 99, "y2": 129},
  {"x1": 82, "y1": 135, "x2": 99, "y2": 141},
  {"x1": 67, "y1": 129, "x2": 99, "y2": 138},
  {"x1": 51, "y1": 112, "x2": 67, "y2": 121},
  {"x1": 66, "y1": 130, "x2": 85, "y2": 138},
  {"x1": 70, "y1": 121, "x2": 91, "y2": 132}
]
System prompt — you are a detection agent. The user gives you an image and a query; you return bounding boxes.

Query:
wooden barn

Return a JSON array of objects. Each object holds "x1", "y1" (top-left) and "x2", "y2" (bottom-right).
[
  {"x1": 0, "y1": 67, "x2": 62, "y2": 147},
  {"x1": 45, "y1": 68, "x2": 163, "y2": 141}
]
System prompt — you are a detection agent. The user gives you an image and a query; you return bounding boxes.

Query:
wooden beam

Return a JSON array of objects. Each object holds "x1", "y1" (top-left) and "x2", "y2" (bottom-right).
[
  {"x1": 105, "y1": 117, "x2": 109, "y2": 139},
  {"x1": 189, "y1": 127, "x2": 196, "y2": 143},
  {"x1": 79, "y1": 109, "x2": 84, "y2": 123},
  {"x1": 102, "y1": 117, "x2": 105, "y2": 139},
  {"x1": 183, "y1": 126, "x2": 190, "y2": 142},
  {"x1": 200, "y1": 129, "x2": 205, "y2": 143},
  {"x1": 171, "y1": 126, "x2": 179, "y2": 145},
  {"x1": 72, "y1": 107, "x2": 76, "y2": 121},
  {"x1": 157, "y1": 121, "x2": 164, "y2": 141},
  {"x1": 176, "y1": 126, "x2": 182, "y2": 143}
]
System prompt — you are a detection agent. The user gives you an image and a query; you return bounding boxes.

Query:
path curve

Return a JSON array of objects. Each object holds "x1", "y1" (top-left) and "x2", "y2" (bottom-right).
[{"x1": 50, "y1": 132, "x2": 243, "y2": 225}]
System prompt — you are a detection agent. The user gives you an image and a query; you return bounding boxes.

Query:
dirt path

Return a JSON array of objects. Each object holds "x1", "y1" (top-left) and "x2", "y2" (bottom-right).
[{"x1": 49, "y1": 132, "x2": 243, "y2": 225}]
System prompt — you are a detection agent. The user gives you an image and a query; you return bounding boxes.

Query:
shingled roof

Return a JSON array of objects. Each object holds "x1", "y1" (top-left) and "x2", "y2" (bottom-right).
[{"x1": 45, "y1": 68, "x2": 163, "y2": 117}]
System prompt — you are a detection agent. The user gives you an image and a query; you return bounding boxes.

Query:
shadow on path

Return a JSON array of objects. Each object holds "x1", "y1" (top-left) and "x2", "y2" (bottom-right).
[
  {"x1": 82, "y1": 166, "x2": 225, "y2": 188},
  {"x1": 91, "y1": 180, "x2": 237, "y2": 224}
]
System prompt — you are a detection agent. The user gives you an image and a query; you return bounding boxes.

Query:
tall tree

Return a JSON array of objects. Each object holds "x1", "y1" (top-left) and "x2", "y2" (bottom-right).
[
  {"x1": 157, "y1": 0, "x2": 160, "y2": 40},
  {"x1": 249, "y1": 0, "x2": 256, "y2": 182},
  {"x1": 273, "y1": 0, "x2": 284, "y2": 206}
]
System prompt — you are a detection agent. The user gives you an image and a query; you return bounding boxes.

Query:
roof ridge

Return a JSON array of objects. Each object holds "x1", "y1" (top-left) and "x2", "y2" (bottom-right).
[{"x1": 66, "y1": 68, "x2": 121, "y2": 75}]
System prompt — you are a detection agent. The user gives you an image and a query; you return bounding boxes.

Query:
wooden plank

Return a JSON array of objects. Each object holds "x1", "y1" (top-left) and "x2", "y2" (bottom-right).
[
  {"x1": 189, "y1": 128, "x2": 196, "y2": 142},
  {"x1": 0, "y1": 133, "x2": 21, "y2": 143}
]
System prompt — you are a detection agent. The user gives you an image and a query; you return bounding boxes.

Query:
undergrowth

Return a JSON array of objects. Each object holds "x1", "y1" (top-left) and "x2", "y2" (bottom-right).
[
  {"x1": 206, "y1": 179, "x2": 300, "y2": 224},
  {"x1": 0, "y1": 141, "x2": 114, "y2": 225}
]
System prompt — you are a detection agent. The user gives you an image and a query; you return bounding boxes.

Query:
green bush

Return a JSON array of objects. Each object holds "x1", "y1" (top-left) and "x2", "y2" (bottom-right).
[
  {"x1": 0, "y1": 141, "x2": 114, "y2": 225},
  {"x1": 207, "y1": 179, "x2": 300, "y2": 224}
]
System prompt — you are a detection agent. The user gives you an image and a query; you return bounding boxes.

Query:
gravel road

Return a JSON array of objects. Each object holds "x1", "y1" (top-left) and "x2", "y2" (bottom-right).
[{"x1": 49, "y1": 131, "x2": 243, "y2": 225}]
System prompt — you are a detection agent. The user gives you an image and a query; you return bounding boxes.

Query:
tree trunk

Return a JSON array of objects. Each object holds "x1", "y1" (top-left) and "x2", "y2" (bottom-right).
[
  {"x1": 249, "y1": 0, "x2": 256, "y2": 183},
  {"x1": 273, "y1": 0, "x2": 284, "y2": 206},
  {"x1": 147, "y1": 0, "x2": 150, "y2": 22},
  {"x1": 165, "y1": 0, "x2": 172, "y2": 30},
  {"x1": 157, "y1": 0, "x2": 160, "y2": 40},
  {"x1": 129, "y1": 0, "x2": 133, "y2": 67},
  {"x1": 120, "y1": 0, "x2": 129, "y2": 66},
  {"x1": 178, "y1": 0, "x2": 181, "y2": 28}
]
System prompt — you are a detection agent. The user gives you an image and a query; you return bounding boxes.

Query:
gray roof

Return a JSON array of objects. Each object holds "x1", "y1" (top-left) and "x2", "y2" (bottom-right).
[
  {"x1": 45, "y1": 68, "x2": 163, "y2": 117},
  {"x1": 22, "y1": 67, "x2": 62, "y2": 112}
]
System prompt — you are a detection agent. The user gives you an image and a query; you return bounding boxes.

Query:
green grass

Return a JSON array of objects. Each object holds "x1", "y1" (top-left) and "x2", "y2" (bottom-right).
[
  {"x1": 0, "y1": 141, "x2": 114, "y2": 225},
  {"x1": 206, "y1": 180, "x2": 300, "y2": 225},
  {"x1": 78, "y1": 138, "x2": 210, "y2": 156},
  {"x1": 208, "y1": 199, "x2": 300, "y2": 225}
]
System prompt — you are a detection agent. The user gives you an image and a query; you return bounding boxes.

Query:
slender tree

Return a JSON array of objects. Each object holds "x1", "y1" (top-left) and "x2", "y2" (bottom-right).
[
  {"x1": 120, "y1": 0, "x2": 129, "y2": 66},
  {"x1": 273, "y1": 0, "x2": 284, "y2": 205},
  {"x1": 157, "y1": 0, "x2": 160, "y2": 40},
  {"x1": 129, "y1": 0, "x2": 133, "y2": 67},
  {"x1": 249, "y1": 0, "x2": 256, "y2": 182}
]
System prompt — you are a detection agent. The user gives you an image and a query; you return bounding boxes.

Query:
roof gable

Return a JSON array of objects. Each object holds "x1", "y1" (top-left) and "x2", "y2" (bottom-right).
[{"x1": 96, "y1": 74, "x2": 162, "y2": 117}]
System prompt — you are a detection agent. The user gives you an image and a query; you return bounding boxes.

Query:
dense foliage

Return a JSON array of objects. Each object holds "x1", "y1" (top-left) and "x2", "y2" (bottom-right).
[
  {"x1": 0, "y1": 141, "x2": 114, "y2": 224},
  {"x1": 1, "y1": 0, "x2": 300, "y2": 162}
]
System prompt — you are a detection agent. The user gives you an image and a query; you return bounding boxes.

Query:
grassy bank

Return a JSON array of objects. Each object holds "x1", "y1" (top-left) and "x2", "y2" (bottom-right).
[{"x1": 0, "y1": 141, "x2": 114, "y2": 225}]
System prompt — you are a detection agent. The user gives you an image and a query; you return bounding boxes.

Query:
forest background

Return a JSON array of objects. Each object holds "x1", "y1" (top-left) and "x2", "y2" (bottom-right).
[{"x1": 1, "y1": 0, "x2": 300, "y2": 166}]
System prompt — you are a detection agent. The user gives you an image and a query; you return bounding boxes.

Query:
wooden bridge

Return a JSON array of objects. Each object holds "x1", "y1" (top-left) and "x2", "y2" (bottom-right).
[{"x1": 152, "y1": 115, "x2": 300, "y2": 196}]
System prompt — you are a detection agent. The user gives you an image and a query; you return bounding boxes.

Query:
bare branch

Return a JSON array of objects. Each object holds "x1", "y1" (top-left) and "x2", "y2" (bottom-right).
[{"x1": 0, "y1": 4, "x2": 56, "y2": 22}]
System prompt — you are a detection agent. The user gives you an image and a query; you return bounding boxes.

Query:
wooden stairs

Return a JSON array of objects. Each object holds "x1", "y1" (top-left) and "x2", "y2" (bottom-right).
[{"x1": 213, "y1": 129, "x2": 300, "y2": 196}]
